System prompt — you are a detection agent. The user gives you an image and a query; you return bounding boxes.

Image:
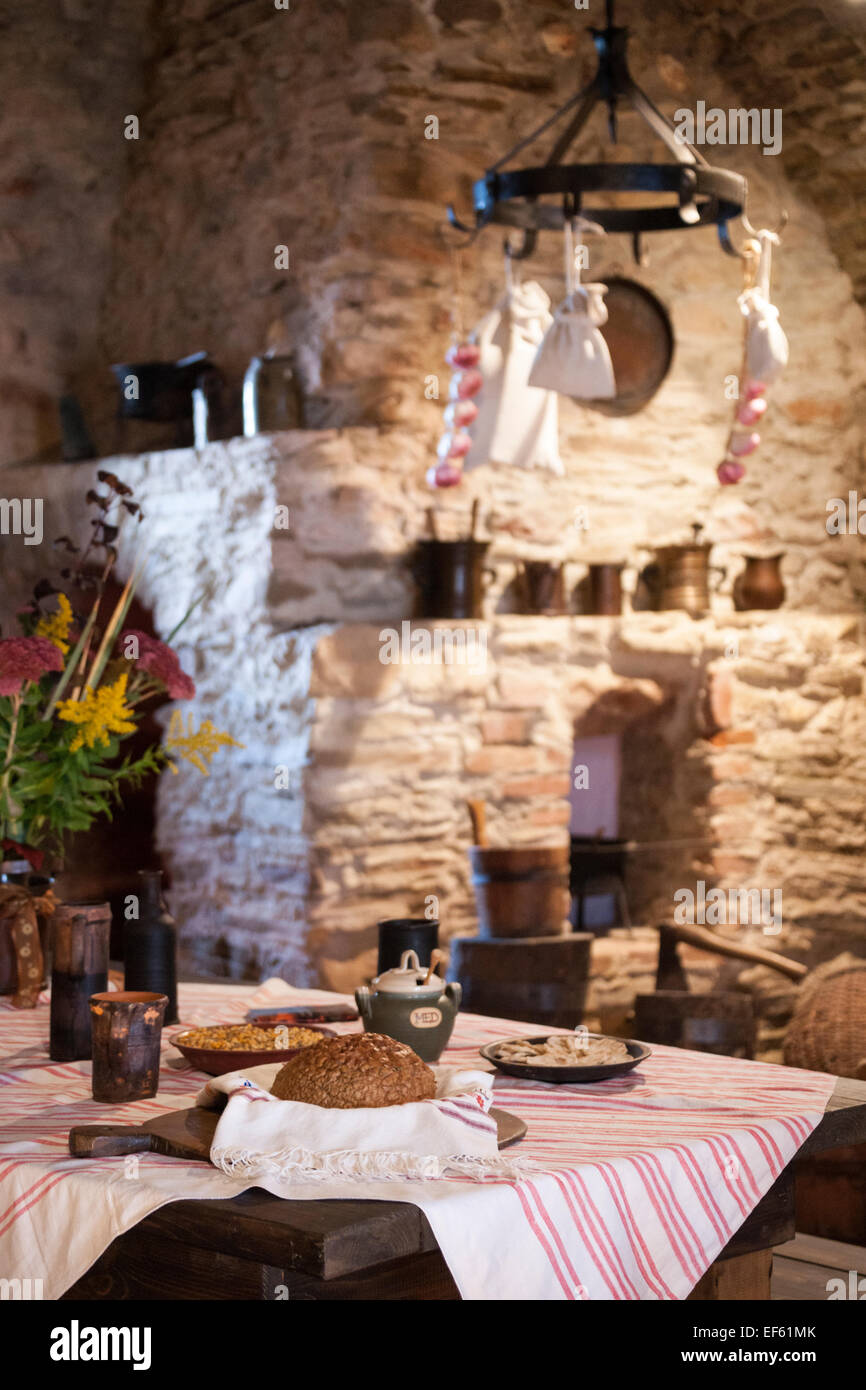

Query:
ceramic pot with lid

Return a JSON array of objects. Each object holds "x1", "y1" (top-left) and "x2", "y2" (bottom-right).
[{"x1": 355, "y1": 950, "x2": 461, "y2": 1063}]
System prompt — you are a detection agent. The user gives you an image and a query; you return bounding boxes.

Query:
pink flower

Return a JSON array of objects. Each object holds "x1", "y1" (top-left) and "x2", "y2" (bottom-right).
[
  {"x1": 122, "y1": 630, "x2": 196, "y2": 700},
  {"x1": 0, "y1": 637, "x2": 64, "y2": 696}
]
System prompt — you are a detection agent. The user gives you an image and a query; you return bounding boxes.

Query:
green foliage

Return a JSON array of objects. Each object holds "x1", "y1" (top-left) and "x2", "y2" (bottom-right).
[{"x1": 0, "y1": 678, "x2": 165, "y2": 858}]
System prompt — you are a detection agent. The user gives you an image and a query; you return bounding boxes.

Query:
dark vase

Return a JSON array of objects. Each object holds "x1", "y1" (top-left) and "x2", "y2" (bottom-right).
[{"x1": 124, "y1": 870, "x2": 178, "y2": 1025}]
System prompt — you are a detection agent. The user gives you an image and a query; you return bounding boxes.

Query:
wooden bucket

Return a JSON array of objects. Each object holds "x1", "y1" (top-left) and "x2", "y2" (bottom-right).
[{"x1": 469, "y1": 846, "x2": 570, "y2": 939}]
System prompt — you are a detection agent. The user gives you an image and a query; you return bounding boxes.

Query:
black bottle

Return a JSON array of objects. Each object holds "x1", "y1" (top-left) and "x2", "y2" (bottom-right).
[{"x1": 124, "y1": 869, "x2": 178, "y2": 1024}]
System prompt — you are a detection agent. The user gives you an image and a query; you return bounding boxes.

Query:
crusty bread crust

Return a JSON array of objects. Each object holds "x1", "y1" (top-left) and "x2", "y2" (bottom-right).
[{"x1": 271, "y1": 1031, "x2": 437, "y2": 1108}]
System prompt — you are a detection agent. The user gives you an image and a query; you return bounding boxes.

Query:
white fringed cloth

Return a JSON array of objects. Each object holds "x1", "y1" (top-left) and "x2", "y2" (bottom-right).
[{"x1": 196, "y1": 1062, "x2": 526, "y2": 1182}]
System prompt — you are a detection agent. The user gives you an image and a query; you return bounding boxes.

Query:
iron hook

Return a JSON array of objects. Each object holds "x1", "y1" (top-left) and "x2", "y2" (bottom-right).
[
  {"x1": 740, "y1": 208, "x2": 788, "y2": 242},
  {"x1": 504, "y1": 230, "x2": 538, "y2": 262}
]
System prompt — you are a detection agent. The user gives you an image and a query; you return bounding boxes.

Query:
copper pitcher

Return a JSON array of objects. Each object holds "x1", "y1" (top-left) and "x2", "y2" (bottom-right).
[{"x1": 733, "y1": 553, "x2": 785, "y2": 611}]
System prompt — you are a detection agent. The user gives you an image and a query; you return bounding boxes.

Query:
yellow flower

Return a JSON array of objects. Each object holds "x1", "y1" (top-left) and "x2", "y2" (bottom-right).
[
  {"x1": 57, "y1": 673, "x2": 137, "y2": 752},
  {"x1": 35, "y1": 594, "x2": 73, "y2": 655},
  {"x1": 164, "y1": 709, "x2": 243, "y2": 776}
]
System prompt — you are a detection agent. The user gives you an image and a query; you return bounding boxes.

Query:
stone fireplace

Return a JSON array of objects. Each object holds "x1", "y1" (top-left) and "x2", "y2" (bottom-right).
[{"x1": 6, "y1": 429, "x2": 866, "y2": 1063}]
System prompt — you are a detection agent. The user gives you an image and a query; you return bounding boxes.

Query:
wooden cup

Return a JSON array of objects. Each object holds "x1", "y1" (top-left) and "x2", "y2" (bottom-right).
[{"x1": 89, "y1": 991, "x2": 168, "y2": 1103}]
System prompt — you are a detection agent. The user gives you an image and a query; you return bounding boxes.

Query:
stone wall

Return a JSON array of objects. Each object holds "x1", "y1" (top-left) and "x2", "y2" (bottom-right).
[
  {"x1": 79, "y1": 0, "x2": 866, "y2": 611},
  {"x1": 705, "y1": 0, "x2": 866, "y2": 305},
  {"x1": 6, "y1": 439, "x2": 866, "y2": 1058},
  {"x1": 4, "y1": 439, "x2": 321, "y2": 987},
  {"x1": 5, "y1": 0, "x2": 866, "y2": 521},
  {"x1": 0, "y1": 0, "x2": 151, "y2": 465}
]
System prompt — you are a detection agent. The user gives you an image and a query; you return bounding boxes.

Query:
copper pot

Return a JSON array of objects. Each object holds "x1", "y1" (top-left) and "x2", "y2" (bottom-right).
[
  {"x1": 410, "y1": 539, "x2": 493, "y2": 620},
  {"x1": 515, "y1": 561, "x2": 566, "y2": 615},
  {"x1": 733, "y1": 553, "x2": 785, "y2": 611},
  {"x1": 585, "y1": 562, "x2": 624, "y2": 615}
]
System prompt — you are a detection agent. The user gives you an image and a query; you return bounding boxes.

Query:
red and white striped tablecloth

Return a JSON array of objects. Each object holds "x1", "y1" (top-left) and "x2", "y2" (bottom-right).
[{"x1": 0, "y1": 979, "x2": 835, "y2": 1300}]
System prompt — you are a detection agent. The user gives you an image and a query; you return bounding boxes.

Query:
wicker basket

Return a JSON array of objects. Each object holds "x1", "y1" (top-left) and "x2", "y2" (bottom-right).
[{"x1": 783, "y1": 956, "x2": 866, "y2": 1079}]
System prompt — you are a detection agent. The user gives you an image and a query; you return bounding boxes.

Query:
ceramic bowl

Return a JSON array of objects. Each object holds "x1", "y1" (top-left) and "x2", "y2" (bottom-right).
[
  {"x1": 480, "y1": 1034, "x2": 652, "y2": 1084},
  {"x1": 170, "y1": 1025, "x2": 336, "y2": 1076}
]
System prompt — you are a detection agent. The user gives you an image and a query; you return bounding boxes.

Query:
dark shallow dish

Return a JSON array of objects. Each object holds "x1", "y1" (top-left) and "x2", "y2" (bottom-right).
[
  {"x1": 480, "y1": 1033, "x2": 652, "y2": 1084},
  {"x1": 170, "y1": 1025, "x2": 336, "y2": 1076}
]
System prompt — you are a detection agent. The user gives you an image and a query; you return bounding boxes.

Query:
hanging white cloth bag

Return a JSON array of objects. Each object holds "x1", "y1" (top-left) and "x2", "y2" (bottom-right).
[
  {"x1": 464, "y1": 273, "x2": 563, "y2": 475},
  {"x1": 738, "y1": 230, "x2": 788, "y2": 385},
  {"x1": 528, "y1": 282, "x2": 616, "y2": 399},
  {"x1": 528, "y1": 219, "x2": 616, "y2": 401}
]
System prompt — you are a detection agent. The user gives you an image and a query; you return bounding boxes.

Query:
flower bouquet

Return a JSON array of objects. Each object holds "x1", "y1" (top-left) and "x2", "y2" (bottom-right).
[{"x1": 0, "y1": 471, "x2": 240, "y2": 1005}]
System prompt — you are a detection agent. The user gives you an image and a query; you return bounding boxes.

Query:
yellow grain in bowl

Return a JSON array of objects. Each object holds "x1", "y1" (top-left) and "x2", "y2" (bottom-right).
[{"x1": 175, "y1": 1024, "x2": 326, "y2": 1052}]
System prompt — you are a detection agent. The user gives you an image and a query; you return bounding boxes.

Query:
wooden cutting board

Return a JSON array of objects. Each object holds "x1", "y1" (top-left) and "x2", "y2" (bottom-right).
[{"x1": 68, "y1": 1105, "x2": 526, "y2": 1161}]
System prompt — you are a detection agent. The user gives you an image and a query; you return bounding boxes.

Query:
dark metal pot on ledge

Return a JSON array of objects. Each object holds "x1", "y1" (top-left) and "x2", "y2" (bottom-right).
[
  {"x1": 514, "y1": 561, "x2": 567, "y2": 615},
  {"x1": 410, "y1": 539, "x2": 493, "y2": 620}
]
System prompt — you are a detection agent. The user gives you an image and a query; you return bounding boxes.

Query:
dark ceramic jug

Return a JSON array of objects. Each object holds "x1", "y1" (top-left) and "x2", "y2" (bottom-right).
[{"x1": 123, "y1": 870, "x2": 178, "y2": 1025}]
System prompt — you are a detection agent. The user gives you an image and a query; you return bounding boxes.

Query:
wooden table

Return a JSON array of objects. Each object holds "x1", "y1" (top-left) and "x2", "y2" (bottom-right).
[{"x1": 62, "y1": 1077, "x2": 866, "y2": 1301}]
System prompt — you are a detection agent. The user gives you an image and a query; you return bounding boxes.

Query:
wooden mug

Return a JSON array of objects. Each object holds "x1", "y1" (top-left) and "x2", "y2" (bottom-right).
[{"x1": 90, "y1": 991, "x2": 168, "y2": 1103}]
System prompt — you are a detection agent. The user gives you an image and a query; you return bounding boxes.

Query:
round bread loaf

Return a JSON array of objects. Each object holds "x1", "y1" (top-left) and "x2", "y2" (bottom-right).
[{"x1": 271, "y1": 1031, "x2": 437, "y2": 1108}]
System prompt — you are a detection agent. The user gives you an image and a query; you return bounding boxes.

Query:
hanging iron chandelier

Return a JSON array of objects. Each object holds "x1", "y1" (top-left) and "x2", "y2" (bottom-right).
[{"x1": 447, "y1": 0, "x2": 747, "y2": 262}]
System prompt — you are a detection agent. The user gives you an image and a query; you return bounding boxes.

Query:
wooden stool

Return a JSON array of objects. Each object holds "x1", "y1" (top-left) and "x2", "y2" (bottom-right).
[{"x1": 447, "y1": 934, "x2": 593, "y2": 1029}]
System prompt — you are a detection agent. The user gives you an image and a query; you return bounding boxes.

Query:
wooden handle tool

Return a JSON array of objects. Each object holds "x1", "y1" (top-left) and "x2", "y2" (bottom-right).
[
  {"x1": 467, "y1": 798, "x2": 488, "y2": 847},
  {"x1": 69, "y1": 1124, "x2": 163, "y2": 1158},
  {"x1": 663, "y1": 921, "x2": 808, "y2": 981},
  {"x1": 68, "y1": 1106, "x2": 218, "y2": 1162}
]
